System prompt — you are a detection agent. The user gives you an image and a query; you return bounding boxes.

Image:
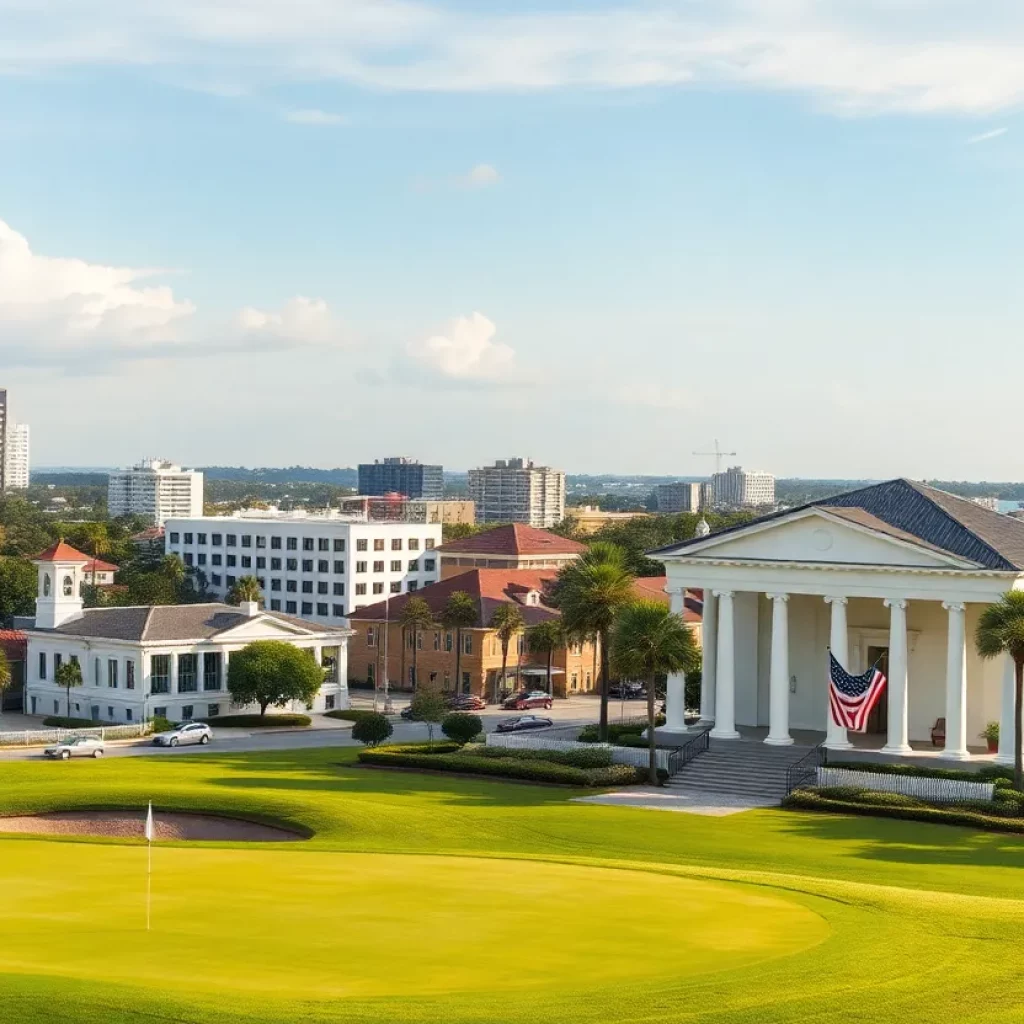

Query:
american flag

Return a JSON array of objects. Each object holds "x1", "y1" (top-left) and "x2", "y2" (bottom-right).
[{"x1": 829, "y1": 652, "x2": 887, "y2": 732}]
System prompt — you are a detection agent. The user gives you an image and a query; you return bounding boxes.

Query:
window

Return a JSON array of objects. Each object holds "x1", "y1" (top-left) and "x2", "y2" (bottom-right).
[
  {"x1": 433, "y1": 631, "x2": 441, "y2": 651},
  {"x1": 153, "y1": 707, "x2": 167, "y2": 719},
  {"x1": 212, "y1": 533, "x2": 222, "y2": 546},
  {"x1": 374, "y1": 539, "x2": 385, "y2": 551},
  {"x1": 197, "y1": 533, "x2": 207, "y2": 545},
  {"x1": 43, "y1": 573, "x2": 51, "y2": 597},
  {"x1": 63, "y1": 574, "x2": 74, "y2": 596},
  {"x1": 332, "y1": 604, "x2": 344, "y2": 617},
  {"x1": 107, "y1": 706, "x2": 115, "y2": 720},
  {"x1": 317, "y1": 603, "x2": 329, "y2": 616},
  {"x1": 227, "y1": 554, "x2": 237, "y2": 567},
  {"x1": 390, "y1": 581, "x2": 401, "y2": 594},
  {"x1": 256, "y1": 557, "x2": 266, "y2": 570},
  {"x1": 256, "y1": 536, "x2": 267, "y2": 549},
  {"x1": 38, "y1": 652, "x2": 46, "y2": 680},
  {"x1": 333, "y1": 560, "x2": 344, "y2": 574},
  {"x1": 408, "y1": 538, "x2": 420, "y2": 551},
  {"x1": 373, "y1": 560, "x2": 384, "y2": 573},
  {"x1": 203, "y1": 653, "x2": 221, "y2": 691},
  {"x1": 70, "y1": 654, "x2": 79, "y2": 668},
  {"x1": 183, "y1": 553, "x2": 194, "y2": 567},
  {"x1": 271, "y1": 558, "x2": 282, "y2": 570},
  {"x1": 425, "y1": 538, "x2": 435, "y2": 549},
  {"x1": 303, "y1": 538, "x2": 314, "y2": 552},
  {"x1": 226, "y1": 534, "x2": 237, "y2": 547},
  {"x1": 333, "y1": 582, "x2": 344, "y2": 596},
  {"x1": 406, "y1": 631, "x2": 415, "y2": 650},
  {"x1": 211, "y1": 574, "x2": 222, "y2": 587},
  {"x1": 271, "y1": 579, "x2": 282, "y2": 592},
  {"x1": 355, "y1": 583, "x2": 367, "y2": 596},
  {"x1": 53, "y1": 700, "x2": 59, "y2": 715},
  {"x1": 241, "y1": 556, "x2": 252, "y2": 569},
  {"x1": 390, "y1": 560, "x2": 402, "y2": 572},
  {"x1": 126, "y1": 661, "x2": 135, "y2": 690},
  {"x1": 367, "y1": 626, "x2": 377, "y2": 647},
  {"x1": 126, "y1": 708, "x2": 133, "y2": 722},
  {"x1": 301, "y1": 602, "x2": 313, "y2": 616},
  {"x1": 178, "y1": 654, "x2": 198, "y2": 693},
  {"x1": 226, "y1": 575, "x2": 237, "y2": 587},
  {"x1": 302, "y1": 581, "x2": 313, "y2": 594},
  {"x1": 271, "y1": 599, "x2": 281, "y2": 611},
  {"x1": 151, "y1": 655, "x2": 170, "y2": 694},
  {"x1": 212, "y1": 554, "x2": 222, "y2": 566},
  {"x1": 325, "y1": 694, "x2": 336, "y2": 710},
  {"x1": 108, "y1": 659, "x2": 118, "y2": 688},
  {"x1": 271, "y1": 536, "x2": 282, "y2": 550},
  {"x1": 356, "y1": 561, "x2": 367, "y2": 573},
  {"x1": 333, "y1": 539, "x2": 345, "y2": 552},
  {"x1": 241, "y1": 535, "x2": 252, "y2": 548},
  {"x1": 318, "y1": 582, "x2": 328, "y2": 595},
  {"x1": 287, "y1": 537, "x2": 297, "y2": 551},
  {"x1": 463, "y1": 633, "x2": 473, "y2": 655},
  {"x1": 184, "y1": 532, "x2": 193, "y2": 544},
  {"x1": 367, "y1": 662, "x2": 376, "y2": 685},
  {"x1": 287, "y1": 580, "x2": 297, "y2": 593},
  {"x1": 286, "y1": 601, "x2": 297, "y2": 614},
  {"x1": 445, "y1": 632, "x2": 453, "y2": 652},
  {"x1": 356, "y1": 539, "x2": 368, "y2": 552},
  {"x1": 408, "y1": 581, "x2": 418, "y2": 592},
  {"x1": 424, "y1": 559, "x2": 436, "y2": 572},
  {"x1": 287, "y1": 558, "x2": 298, "y2": 571},
  {"x1": 318, "y1": 560, "x2": 329, "y2": 573},
  {"x1": 55, "y1": 652, "x2": 63, "y2": 674},
  {"x1": 409, "y1": 667, "x2": 416, "y2": 686},
  {"x1": 95, "y1": 657, "x2": 101, "y2": 684},
  {"x1": 197, "y1": 553, "x2": 207, "y2": 566},
  {"x1": 408, "y1": 560, "x2": 419, "y2": 571},
  {"x1": 391, "y1": 538, "x2": 403, "y2": 551},
  {"x1": 462, "y1": 672, "x2": 470, "y2": 691},
  {"x1": 302, "y1": 559, "x2": 313, "y2": 572},
  {"x1": 208, "y1": 704, "x2": 220, "y2": 718},
  {"x1": 169, "y1": 532, "x2": 180, "y2": 544},
  {"x1": 181, "y1": 705, "x2": 194, "y2": 721},
  {"x1": 372, "y1": 583, "x2": 384, "y2": 595},
  {"x1": 319, "y1": 538, "x2": 330, "y2": 551}
]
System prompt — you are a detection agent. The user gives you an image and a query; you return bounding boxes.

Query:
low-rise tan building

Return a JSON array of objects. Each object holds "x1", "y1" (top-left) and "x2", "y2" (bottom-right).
[
  {"x1": 564, "y1": 505, "x2": 652, "y2": 535},
  {"x1": 438, "y1": 523, "x2": 587, "y2": 580}
]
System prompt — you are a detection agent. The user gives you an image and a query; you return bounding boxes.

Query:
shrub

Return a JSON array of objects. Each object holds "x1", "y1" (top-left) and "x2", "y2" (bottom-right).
[
  {"x1": 200, "y1": 714, "x2": 312, "y2": 728},
  {"x1": 441, "y1": 713, "x2": 483, "y2": 746},
  {"x1": 852, "y1": 791, "x2": 927, "y2": 809},
  {"x1": 324, "y1": 709, "x2": 376, "y2": 723},
  {"x1": 993, "y1": 788, "x2": 1024, "y2": 812},
  {"x1": 578, "y1": 720, "x2": 664, "y2": 745},
  {"x1": 150, "y1": 715, "x2": 173, "y2": 733},
  {"x1": 351, "y1": 712, "x2": 393, "y2": 747},
  {"x1": 829, "y1": 760, "x2": 1011, "y2": 783},
  {"x1": 42, "y1": 717, "x2": 98, "y2": 729},
  {"x1": 468, "y1": 745, "x2": 614, "y2": 768}
]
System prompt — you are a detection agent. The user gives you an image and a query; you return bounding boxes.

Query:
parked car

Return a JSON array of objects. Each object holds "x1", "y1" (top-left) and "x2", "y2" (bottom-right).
[
  {"x1": 609, "y1": 682, "x2": 646, "y2": 699},
  {"x1": 400, "y1": 705, "x2": 419, "y2": 720},
  {"x1": 152, "y1": 722, "x2": 213, "y2": 747},
  {"x1": 496, "y1": 715, "x2": 554, "y2": 733},
  {"x1": 502, "y1": 690, "x2": 553, "y2": 710},
  {"x1": 447, "y1": 694, "x2": 486, "y2": 711},
  {"x1": 44, "y1": 735, "x2": 104, "y2": 760}
]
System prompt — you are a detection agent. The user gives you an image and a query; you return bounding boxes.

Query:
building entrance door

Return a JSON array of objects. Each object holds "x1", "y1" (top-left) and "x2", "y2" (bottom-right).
[{"x1": 865, "y1": 646, "x2": 889, "y2": 735}]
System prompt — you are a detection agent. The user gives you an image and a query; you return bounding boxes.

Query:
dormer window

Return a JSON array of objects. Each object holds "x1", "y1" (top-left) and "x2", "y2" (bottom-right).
[
  {"x1": 62, "y1": 575, "x2": 74, "y2": 597},
  {"x1": 525, "y1": 590, "x2": 541, "y2": 606},
  {"x1": 43, "y1": 573, "x2": 51, "y2": 597}
]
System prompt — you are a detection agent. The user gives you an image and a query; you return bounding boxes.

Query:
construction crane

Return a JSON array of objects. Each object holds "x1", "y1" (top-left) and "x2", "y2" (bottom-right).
[{"x1": 693, "y1": 439, "x2": 737, "y2": 477}]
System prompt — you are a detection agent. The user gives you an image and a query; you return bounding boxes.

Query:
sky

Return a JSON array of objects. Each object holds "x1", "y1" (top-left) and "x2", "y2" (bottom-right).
[{"x1": 1, "y1": 0, "x2": 1023, "y2": 478}]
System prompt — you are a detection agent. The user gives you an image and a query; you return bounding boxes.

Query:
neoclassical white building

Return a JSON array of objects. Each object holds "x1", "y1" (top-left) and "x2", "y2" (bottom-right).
[
  {"x1": 22, "y1": 542, "x2": 351, "y2": 724},
  {"x1": 655, "y1": 480, "x2": 1023, "y2": 763}
]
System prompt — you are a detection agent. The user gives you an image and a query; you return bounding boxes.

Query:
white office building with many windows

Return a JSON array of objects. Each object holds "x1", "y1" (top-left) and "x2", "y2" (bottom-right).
[
  {"x1": 22, "y1": 541, "x2": 351, "y2": 724},
  {"x1": 108, "y1": 459, "x2": 204, "y2": 526},
  {"x1": 165, "y1": 510, "x2": 443, "y2": 626},
  {"x1": 711, "y1": 466, "x2": 776, "y2": 509},
  {"x1": 4, "y1": 423, "x2": 29, "y2": 489}
]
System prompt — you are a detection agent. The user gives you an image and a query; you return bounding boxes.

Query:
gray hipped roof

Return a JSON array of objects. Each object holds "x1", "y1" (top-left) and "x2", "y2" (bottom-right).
[{"x1": 651, "y1": 479, "x2": 1024, "y2": 571}]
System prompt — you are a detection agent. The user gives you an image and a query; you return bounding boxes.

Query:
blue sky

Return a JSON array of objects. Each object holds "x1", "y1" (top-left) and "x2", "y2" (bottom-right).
[{"x1": 1, "y1": 1, "x2": 1022, "y2": 478}]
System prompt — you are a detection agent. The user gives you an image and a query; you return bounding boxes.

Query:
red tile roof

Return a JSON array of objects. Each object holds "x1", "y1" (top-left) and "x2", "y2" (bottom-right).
[
  {"x1": 0, "y1": 630, "x2": 26, "y2": 643},
  {"x1": 32, "y1": 540, "x2": 91, "y2": 563},
  {"x1": 437, "y1": 524, "x2": 587, "y2": 557},
  {"x1": 132, "y1": 526, "x2": 165, "y2": 542},
  {"x1": 83, "y1": 558, "x2": 119, "y2": 573},
  {"x1": 0, "y1": 629, "x2": 26, "y2": 658},
  {"x1": 631, "y1": 577, "x2": 702, "y2": 622}
]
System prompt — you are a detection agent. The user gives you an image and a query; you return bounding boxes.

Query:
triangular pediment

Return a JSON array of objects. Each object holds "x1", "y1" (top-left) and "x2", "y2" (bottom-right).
[
  {"x1": 656, "y1": 509, "x2": 980, "y2": 569},
  {"x1": 214, "y1": 615, "x2": 319, "y2": 641}
]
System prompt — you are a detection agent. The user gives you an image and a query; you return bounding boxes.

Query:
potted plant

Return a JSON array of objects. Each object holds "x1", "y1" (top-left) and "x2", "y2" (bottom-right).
[{"x1": 982, "y1": 721, "x2": 1000, "y2": 754}]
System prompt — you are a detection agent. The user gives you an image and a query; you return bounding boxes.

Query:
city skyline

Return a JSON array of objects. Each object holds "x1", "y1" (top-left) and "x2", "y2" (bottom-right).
[{"x1": 2, "y1": 2, "x2": 1023, "y2": 477}]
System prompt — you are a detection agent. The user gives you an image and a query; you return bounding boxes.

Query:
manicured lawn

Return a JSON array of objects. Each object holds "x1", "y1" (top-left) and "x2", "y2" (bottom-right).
[{"x1": 1, "y1": 747, "x2": 1024, "y2": 1022}]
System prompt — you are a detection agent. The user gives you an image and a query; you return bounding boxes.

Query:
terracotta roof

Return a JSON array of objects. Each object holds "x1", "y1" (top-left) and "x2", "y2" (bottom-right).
[
  {"x1": 631, "y1": 577, "x2": 702, "y2": 622},
  {"x1": 132, "y1": 526, "x2": 165, "y2": 542},
  {"x1": 437, "y1": 524, "x2": 587, "y2": 557},
  {"x1": 32, "y1": 541, "x2": 91, "y2": 564},
  {"x1": 83, "y1": 558, "x2": 119, "y2": 573}
]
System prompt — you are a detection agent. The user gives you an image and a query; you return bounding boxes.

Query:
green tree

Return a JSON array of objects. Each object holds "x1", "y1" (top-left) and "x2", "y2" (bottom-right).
[
  {"x1": 227, "y1": 641, "x2": 325, "y2": 716},
  {"x1": 441, "y1": 591, "x2": 478, "y2": 696},
  {"x1": 488, "y1": 603, "x2": 524, "y2": 702},
  {"x1": 161, "y1": 553, "x2": 187, "y2": 588},
  {"x1": 526, "y1": 620, "x2": 565, "y2": 696},
  {"x1": 400, "y1": 597, "x2": 435, "y2": 690},
  {"x1": 555, "y1": 544, "x2": 635, "y2": 741},
  {"x1": 409, "y1": 684, "x2": 448, "y2": 748},
  {"x1": 227, "y1": 576, "x2": 262, "y2": 606},
  {"x1": 976, "y1": 591, "x2": 1024, "y2": 790},
  {"x1": 352, "y1": 712, "x2": 393, "y2": 747},
  {"x1": 0, "y1": 557, "x2": 37, "y2": 624},
  {"x1": 610, "y1": 599, "x2": 701, "y2": 784},
  {"x1": 54, "y1": 658, "x2": 84, "y2": 721},
  {"x1": 442, "y1": 712, "x2": 482, "y2": 746},
  {"x1": 77, "y1": 522, "x2": 111, "y2": 587},
  {"x1": 0, "y1": 647, "x2": 10, "y2": 718}
]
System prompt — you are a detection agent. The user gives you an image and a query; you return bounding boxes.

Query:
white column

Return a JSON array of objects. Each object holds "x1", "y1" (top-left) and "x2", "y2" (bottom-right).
[
  {"x1": 941, "y1": 602, "x2": 969, "y2": 760},
  {"x1": 170, "y1": 651, "x2": 180, "y2": 695},
  {"x1": 700, "y1": 590, "x2": 717, "y2": 723},
  {"x1": 824, "y1": 596, "x2": 852, "y2": 750},
  {"x1": 665, "y1": 589, "x2": 687, "y2": 732},
  {"x1": 710, "y1": 591, "x2": 738, "y2": 739},
  {"x1": 997, "y1": 654, "x2": 1016, "y2": 765},
  {"x1": 765, "y1": 593, "x2": 793, "y2": 746},
  {"x1": 882, "y1": 599, "x2": 911, "y2": 755}
]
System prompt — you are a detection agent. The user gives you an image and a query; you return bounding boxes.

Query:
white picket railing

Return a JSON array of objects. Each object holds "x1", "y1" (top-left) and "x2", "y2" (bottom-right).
[
  {"x1": 485, "y1": 732, "x2": 671, "y2": 771},
  {"x1": 0, "y1": 721, "x2": 153, "y2": 748},
  {"x1": 817, "y1": 767, "x2": 994, "y2": 803}
]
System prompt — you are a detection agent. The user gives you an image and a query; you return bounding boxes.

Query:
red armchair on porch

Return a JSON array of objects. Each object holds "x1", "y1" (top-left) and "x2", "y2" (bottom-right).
[{"x1": 931, "y1": 718, "x2": 946, "y2": 747}]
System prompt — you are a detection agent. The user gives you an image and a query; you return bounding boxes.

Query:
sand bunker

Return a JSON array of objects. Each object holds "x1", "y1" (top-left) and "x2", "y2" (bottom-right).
[{"x1": 0, "y1": 810, "x2": 306, "y2": 842}]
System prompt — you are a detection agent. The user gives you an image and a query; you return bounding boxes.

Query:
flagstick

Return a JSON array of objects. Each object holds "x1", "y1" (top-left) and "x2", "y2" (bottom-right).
[{"x1": 146, "y1": 837, "x2": 152, "y2": 932}]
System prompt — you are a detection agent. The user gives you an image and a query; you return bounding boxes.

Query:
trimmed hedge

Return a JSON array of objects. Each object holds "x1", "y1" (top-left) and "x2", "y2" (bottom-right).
[
  {"x1": 200, "y1": 714, "x2": 312, "y2": 728},
  {"x1": 785, "y1": 788, "x2": 1024, "y2": 834},
  {"x1": 467, "y1": 745, "x2": 615, "y2": 769},
  {"x1": 41, "y1": 717, "x2": 100, "y2": 729},
  {"x1": 577, "y1": 717, "x2": 665, "y2": 745},
  {"x1": 826, "y1": 760, "x2": 1013, "y2": 783},
  {"x1": 351, "y1": 712, "x2": 393, "y2": 747},
  {"x1": 358, "y1": 746, "x2": 641, "y2": 787},
  {"x1": 324, "y1": 710, "x2": 377, "y2": 723}
]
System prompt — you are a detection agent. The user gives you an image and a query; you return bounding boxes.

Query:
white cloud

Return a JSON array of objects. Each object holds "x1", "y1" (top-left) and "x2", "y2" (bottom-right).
[
  {"x1": 283, "y1": 108, "x2": 347, "y2": 126},
  {"x1": 458, "y1": 163, "x2": 500, "y2": 188},
  {"x1": 406, "y1": 312, "x2": 515, "y2": 382},
  {"x1": 4, "y1": 1, "x2": 1024, "y2": 114},
  {"x1": 235, "y1": 296, "x2": 350, "y2": 347},
  {"x1": 966, "y1": 127, "x2": 1008, "y2": 144}
]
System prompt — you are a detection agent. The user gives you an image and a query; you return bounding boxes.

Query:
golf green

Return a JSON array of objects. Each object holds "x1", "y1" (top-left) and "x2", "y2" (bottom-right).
[{"x1": 0, "y1": 746, "x2": 1023, "y2": 1023}]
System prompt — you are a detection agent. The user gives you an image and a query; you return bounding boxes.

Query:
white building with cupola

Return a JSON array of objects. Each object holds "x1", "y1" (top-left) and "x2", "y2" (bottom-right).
[
  {"x1": 654, "y1": 480, "x2": 1024, "y2": 764},
  {"x1": 21, "y1": 541, "x2": 352, "y2": 724}
]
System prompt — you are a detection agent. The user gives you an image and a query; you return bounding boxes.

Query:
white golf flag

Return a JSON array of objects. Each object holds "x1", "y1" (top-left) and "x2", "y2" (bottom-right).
[{"x1": 144, "y1": 802, "x2": 154, "y2": 842}]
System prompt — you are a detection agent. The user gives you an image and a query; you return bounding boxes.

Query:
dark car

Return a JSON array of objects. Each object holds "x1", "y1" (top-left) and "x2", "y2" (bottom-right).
[
  {"x1": 609, "y1": 682, "x2": 646, "y2": 699},
  {"x1": 496, "y1": 715, "x2": 553, "y2": 733},
  {"x1": 447, "y1": 694, "x2": 487, "y2": 711},
  {"x1": 400, "y1": 705, "x2": 419, "y2": 721},
  {"x1": 502, "y1": 690, "x2": 553, "y2": 710}
]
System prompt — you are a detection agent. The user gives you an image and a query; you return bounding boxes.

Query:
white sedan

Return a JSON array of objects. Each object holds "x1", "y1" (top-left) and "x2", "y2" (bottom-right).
[
  {"x1": 44, "y1": 736, "x2": 104, "y2": 760},
  {"x1": 152, "y1": 722, "x2": 213, "y2": 747}
]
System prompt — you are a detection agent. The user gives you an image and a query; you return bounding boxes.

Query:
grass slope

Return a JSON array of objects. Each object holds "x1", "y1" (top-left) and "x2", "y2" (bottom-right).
[{"x1": 0, "y1": 747, "x2": 1023, "y2": 1022}]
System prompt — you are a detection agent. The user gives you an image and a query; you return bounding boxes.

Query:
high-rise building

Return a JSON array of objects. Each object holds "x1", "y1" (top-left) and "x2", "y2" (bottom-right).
[
  {"x1": 711, "y1": 466, "x2": 775, "y2": 508},
  {"x1": 4, "y1": 423, "x2": 30, "y2": 489},
  {"x1": 655, "y1": 481, "x2": 712, "y2": 514},
  {"x1": 108, "y1": 459, "x2": 204, "y2": 526},
  {"x1": 468, "y1": 458, "x2": 566, "y2": 528},
  {"x1": 357, "y1": 458, "x2": 444, "y2": 500},
  {"x1": 0, "y1": 388, "x2": 7, "y2": 493}
]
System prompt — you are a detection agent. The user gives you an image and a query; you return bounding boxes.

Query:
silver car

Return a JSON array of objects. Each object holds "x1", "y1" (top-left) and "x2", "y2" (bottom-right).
[
  {"x1": 152, "y1": 722, "x2": 213, "y2": 747},
  {"x1": 45, "y1": 735, "x2": 104, "y2": 760}
]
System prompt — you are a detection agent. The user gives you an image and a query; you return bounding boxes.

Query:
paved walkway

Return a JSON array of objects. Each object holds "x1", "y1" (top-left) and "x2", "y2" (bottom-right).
[{"x1": 574, "y1": 786, "x2": 778, "y2": 817}]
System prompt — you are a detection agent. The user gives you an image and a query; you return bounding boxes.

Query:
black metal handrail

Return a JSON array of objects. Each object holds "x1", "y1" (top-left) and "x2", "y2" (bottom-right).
[
  {"x1": 785, "y1": 743, "x2": 828, "y2": 795},
  {"x1": 667, "y1": 726, "x2": 711, "y2": 776}
]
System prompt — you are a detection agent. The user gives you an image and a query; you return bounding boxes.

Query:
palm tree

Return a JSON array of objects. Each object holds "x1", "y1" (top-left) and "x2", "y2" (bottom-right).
[
  {"x1": 526, "y1": 620, "x2": 565, "y2": 696},
  {"x1": 611, "y1": 599, "x2": 701, "y2": 784},
  {"x1": 0, "y1": 648, "x2": 10, "y2": 719},
  {"x1": 489, "y1": 604, "x2": 524, "y2": 702},
  {"x1": 161, "y1": 553, "x2": 187, "y2": 591},
  {"x1": 442, "y1": 591, "x2": 478, "y2": 695},
  {"x1": 80, "y1": 523, "x2": 111, "y2": 587},
  {"x1": 54, "y1": 658, "x2": 84, "y2": 721},
  {"x1": 976, "y1": 591, "x2": 1024, "y2": 790},
  {"x1": 400, "y1": 597, "x2": 435, "y2": 690},
  {"x1": 227, "y1": 575, "x2": 262, "y2": 606},
  {"x1": 555, "y1": 544, "x2": 635, "y2": 741}
]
